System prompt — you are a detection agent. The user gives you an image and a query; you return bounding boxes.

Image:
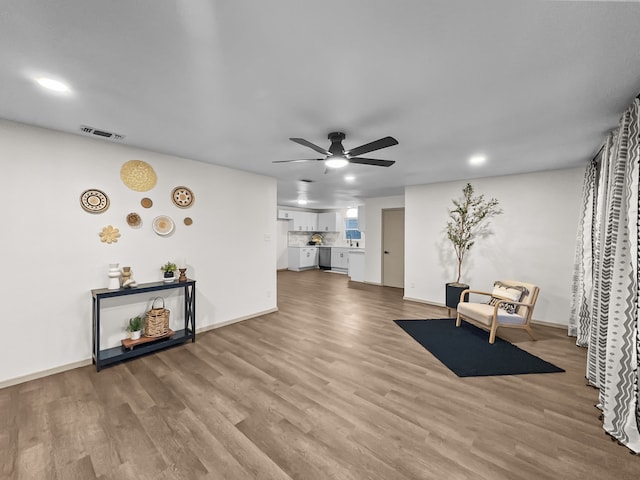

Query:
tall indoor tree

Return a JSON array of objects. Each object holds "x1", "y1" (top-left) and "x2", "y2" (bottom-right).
[{"x1": 447, "y1": 183, "x2": 502, "y2": 285}]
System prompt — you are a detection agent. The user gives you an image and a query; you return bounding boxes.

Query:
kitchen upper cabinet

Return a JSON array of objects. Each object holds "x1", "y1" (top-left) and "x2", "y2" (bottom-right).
[
  {"x1": 291, "y1": 212, "x2": 304, "y2": 231},
  {"x1": 278, "y1": 209, "x2": 294, "y2": 220},
  {"x1": 291, "y1": 211, "x2": 318, "y2": 231},
  {"x1": 318, "y1": 212, "x2": 339, "y2": 232},
  {"x1": 279, "y1": 209, "x2": 324, "y2": 231},
  {"x1": 307, "y1": 212, "x2": 318, "y2": 231},
  {"x1": 288, "y1": 247, "x2": 318, "y2": 271}
]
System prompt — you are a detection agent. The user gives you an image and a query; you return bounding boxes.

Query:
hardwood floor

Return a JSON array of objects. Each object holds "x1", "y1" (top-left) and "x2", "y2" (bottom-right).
[{"x1": 1, "y1": 269, "x2": 638, "y2": 479}]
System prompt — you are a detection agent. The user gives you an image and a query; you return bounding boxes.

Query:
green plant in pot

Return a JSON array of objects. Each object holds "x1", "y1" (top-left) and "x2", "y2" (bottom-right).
[
  {"x1": 161, "y1": 261, "x2": 177, "y2": 281},
  {"x1": 445, "y1": 183, "x2": 502, "y2": 312},
  {"x1": 127, "y1": 316, "x2": 144, "y2": 340}
]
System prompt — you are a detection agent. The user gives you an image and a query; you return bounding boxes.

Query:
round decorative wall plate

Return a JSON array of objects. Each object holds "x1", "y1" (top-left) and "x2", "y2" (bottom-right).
[
  {"x1": 171, "y1": 186, "x2": 194, "y2": 208},
  {"x1": 152, "y1": 215, "x2": 175, "y2": 236},
  {"x1": 126, "y1": 212, "x2": 141, "y2": 227},
  {"x1": 80, "y1": 189, "x2": 110, "y2": 213},
  {"x1": 184, "y1": 217, "x2": 193, "y2": 226},
  {"x1": 141, "y1": 197, "x2": 153, "y2": 208},
  {"x1": 120, "y1": 160, "x2": 157, "y2": 192}
]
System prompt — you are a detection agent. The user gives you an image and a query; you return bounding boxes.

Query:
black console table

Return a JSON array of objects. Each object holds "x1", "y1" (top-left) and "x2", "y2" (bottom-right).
[{"x1": 91, "y1": 279, "x2": 196, "y2": 371}]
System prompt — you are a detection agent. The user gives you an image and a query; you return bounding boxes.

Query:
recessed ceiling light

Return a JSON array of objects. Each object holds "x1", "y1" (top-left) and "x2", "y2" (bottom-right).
[
  {"x1": 325, "y1": 156, "x2": 348, "y2": 169},
  {"x1": 297, "y1": 199, "x2": 308, "y2": 205},
  {"x1": 469, "y1": 155, "x2": 486, "y2": 166},
  {"x1": 36, "y1": 77, "x2": 71, "y2": 93},
  {"x1": 344, "y1": 175, "x2": 355, "y2": 182}
]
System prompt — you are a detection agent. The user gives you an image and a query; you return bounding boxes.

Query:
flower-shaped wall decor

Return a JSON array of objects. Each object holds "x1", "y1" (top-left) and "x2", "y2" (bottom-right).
[{"x1": 99, "y1": 225, "x2": 121, "y2": 244}]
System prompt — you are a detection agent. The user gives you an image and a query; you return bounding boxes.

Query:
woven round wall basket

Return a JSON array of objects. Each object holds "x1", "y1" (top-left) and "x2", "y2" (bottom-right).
[{"x1": 144, "y1": 297, "x2": 170, "y2": 337}]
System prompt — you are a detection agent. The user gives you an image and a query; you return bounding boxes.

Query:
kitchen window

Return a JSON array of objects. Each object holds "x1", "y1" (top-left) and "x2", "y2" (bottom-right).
[{"x1": 345, "y1": 218, "x2": 362, "y2": 240}]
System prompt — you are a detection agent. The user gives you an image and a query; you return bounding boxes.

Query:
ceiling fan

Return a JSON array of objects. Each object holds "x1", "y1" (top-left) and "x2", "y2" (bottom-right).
[{"x1": 273, "y1": 132, "x2": 398, "y2": 169}]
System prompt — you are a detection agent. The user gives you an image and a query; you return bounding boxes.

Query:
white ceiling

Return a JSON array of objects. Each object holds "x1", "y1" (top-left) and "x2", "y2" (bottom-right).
[{"x1": 1, "y1": 0, "x2": 640, "y2": 208}]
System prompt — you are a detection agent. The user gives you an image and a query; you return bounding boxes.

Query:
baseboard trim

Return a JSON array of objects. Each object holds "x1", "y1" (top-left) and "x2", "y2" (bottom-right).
[
  {"x1": 196, "y1": 307, "x2": 279, "y2": 334},
  {"x1": 530, "y1": 319, "x2": 567, "y2": 329},
  {"x1": 0, "y1": 359, "x2": 92, "y2": 390},
  {"x1": 403, "y1": 296, "x2": 446, "y2": 308},
  {"x1": 0, "y1": 307, "x2": 279, "y2": 390}
]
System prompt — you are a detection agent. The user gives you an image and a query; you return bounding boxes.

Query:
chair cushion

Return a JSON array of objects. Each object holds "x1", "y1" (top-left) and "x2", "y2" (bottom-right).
[
  {"x1": 458, "y1": 302, "x2": 526, "y2": 326},
  {"x1": 486, "y1": 281, "x2": 528, "y2": 314},
  {"x1": 500, "y1": 280, "x2": 538, "y2": 308}
]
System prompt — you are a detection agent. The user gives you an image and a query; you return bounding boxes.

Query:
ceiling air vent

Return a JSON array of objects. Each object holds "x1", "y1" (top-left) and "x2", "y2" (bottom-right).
[
  {"x1": 300, "y1": 179, "x2": 313, "y2": 183},
  {"x1": 79, "y1": 125, "x2": 126, "y2": 141}
]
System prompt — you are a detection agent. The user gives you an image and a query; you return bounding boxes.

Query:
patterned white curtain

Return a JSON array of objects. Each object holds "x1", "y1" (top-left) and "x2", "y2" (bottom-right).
[
  {"x1": 568, "y1": 160, "x2": 596, "y2": 342},
  {"x1": 569, "y1": 98, "x2": 640, "y2": 453}
]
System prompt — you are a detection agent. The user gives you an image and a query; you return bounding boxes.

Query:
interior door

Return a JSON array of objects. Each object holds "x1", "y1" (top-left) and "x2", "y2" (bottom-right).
[{"x1": 382, "y1": 208, "x2": 405, "y2": 288}]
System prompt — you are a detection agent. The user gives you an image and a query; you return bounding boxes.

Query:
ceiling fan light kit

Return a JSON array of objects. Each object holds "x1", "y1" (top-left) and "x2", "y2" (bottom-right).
[
  {"x1": 274, "y1": 131, "x2": 398, "y2": 169},
  {"x1": 325, "y1": 156, "x2": 349, "y2": 169}
]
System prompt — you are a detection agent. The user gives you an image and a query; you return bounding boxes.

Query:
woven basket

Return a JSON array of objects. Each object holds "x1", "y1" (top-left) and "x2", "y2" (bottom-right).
[{"x1": 144, "y1": 297, "x2": 170, "y2": 337}]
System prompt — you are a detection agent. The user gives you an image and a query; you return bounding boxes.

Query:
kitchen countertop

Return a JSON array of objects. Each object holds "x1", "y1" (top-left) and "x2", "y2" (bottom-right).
[{"x1": 291, "y1": 245, "x2": 365, "y2": 249}]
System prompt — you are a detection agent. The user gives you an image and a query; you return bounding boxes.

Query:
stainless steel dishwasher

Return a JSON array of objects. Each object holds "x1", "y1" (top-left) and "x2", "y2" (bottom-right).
[{"x1": 318, "y1": 247, "x2": 331, "y2": 270}]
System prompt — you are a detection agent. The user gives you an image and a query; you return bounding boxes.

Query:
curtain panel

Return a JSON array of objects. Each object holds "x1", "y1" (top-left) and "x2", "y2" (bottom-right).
[{"x1": 569, "y1": 98, "x2": 640, "y2": 453}]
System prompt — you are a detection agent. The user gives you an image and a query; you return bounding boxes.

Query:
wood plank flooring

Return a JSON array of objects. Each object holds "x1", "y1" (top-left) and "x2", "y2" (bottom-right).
[{"x1": 1, "y1": 269, "x2": 639, "y2": 479}]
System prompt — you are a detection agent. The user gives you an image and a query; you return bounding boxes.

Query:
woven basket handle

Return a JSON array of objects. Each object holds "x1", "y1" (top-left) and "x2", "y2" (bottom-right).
[{"x1": 151, "y1": 297, "x2": 165, "y2": 310}]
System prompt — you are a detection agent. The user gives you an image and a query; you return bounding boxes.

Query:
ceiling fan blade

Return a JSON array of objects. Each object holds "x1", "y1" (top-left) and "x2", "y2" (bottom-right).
[
  {"x1": 290, "y1": 138, "x2": 330, "y2": 155},
  {"x1": 272, "y1": 158, "x2": 324, "y2": 163},
  {"x1": 349, "y1": 157, "x2": 395, "y2": 167},
  {"x1": 347, "y1": 136, "x2": 398, "y2": 157}
]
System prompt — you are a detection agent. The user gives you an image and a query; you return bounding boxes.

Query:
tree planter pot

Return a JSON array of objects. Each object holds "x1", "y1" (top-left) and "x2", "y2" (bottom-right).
[
  {"x1": 129, "y1": 330, "x2": 141, "y2": 340},
  {"x1": 445, "y1": 282, "x2": 469, "y2": 315}
]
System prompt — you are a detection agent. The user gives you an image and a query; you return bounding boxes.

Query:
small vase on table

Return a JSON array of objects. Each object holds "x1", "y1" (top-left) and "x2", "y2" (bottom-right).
[
  {"x1": 108, "y1": 263, "x2": 121, "y2": 290},
  {"x1": 178, "y1": 268, "x2": 187, "y2": 282}
]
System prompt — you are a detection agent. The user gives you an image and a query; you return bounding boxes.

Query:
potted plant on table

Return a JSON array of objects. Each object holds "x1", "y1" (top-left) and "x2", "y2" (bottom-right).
[
  {"x1": 161, "y1": 261, "x2": 177, "y2": 282},
  {"x1": 127, "y1": 316, "x2": 144, "y2": 340},
  {"x1": 445, "y1": 183, "x2": 502, "y2": 313}
]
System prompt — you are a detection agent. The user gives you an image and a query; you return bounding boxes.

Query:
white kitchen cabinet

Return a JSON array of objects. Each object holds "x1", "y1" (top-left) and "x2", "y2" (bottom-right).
[
  {"x1": 307, "y1": 212, "x2": 318, "y2": 231},
  {"x1": 291, "y1": 211, "x2": 318, "y2": 231},
  {"x1": 331, "y1": 247, "x2": 350, "y2": 270},
  {"x1": 301, "y1": 246, "x2": 318, "y2": 268},
  {"x1": 318, "y1": 212, "x2": 339, "y2": 232},
  {"x1": 287, "y1": 247, "x2": 318, "y2": 271},
  {"x1": 278, "y1": 209, "x2": 294, "y2": 219},
  {"x1": 290, "y1": 211, "x2": 305, "y2": 231},
  {"x1": 348, "y1": 250, "x2": 365, "y2": 282}
]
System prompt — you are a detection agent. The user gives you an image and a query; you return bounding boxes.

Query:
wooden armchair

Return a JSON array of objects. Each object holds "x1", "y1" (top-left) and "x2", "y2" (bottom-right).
[{"x1": 455, "y1": 280, "x2": 539, "y2": 344}]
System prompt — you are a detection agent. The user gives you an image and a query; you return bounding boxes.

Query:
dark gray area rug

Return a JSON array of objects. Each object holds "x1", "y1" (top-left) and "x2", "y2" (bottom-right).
[{"x1": 394, "y1": 319, "x2": 565, "y2": 377}]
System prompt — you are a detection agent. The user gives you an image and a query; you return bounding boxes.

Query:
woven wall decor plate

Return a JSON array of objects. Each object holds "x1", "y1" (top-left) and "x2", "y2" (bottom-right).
[
  {"x1": 141, "y1": 197, "x2": 153, "y2": 208},
  {"x1": 120, "y1": 160, "x2": 157, "y2": 192},
  {"x1": 152, "y1": 215, "x2": 174, "y2": 236},
  {"x1": 80, "y1": 189, "x2": 110, "y2": 213},
  {"x1": 184, "y1": 217, "x2": 193, "y2": 226},
  {"x1": 126, "y1": 212, "x2": 141, "y2": 227},
  {"x1": 171, "y1": 186, "x2": 194, "y2": 208}
]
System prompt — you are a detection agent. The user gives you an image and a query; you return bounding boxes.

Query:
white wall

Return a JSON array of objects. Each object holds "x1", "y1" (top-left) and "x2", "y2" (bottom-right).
[
  {"x1": 276, "y1": 219, "x2": 289, "y2": 269},
  {"x1": 404, "y1": 168, "x2": 584, "y2": 326},
  {"x1": 0, "y1": 119, "x2": 277, "y2": 384},
  {"x1": 363, "y1": 195, "x2": 405, "y2": 284}
]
